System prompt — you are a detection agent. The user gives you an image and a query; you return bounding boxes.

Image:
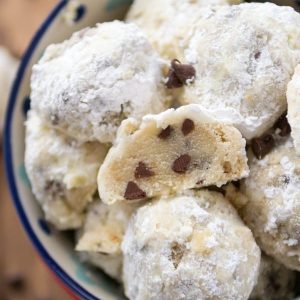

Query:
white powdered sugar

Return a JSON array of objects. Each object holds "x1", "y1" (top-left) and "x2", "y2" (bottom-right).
[
  {"x1": 122, "y1": 190, "x2": 260, "y2": 300},
  {"x1": 241, "y1": 138, "x2": 300, "y2": 270},
  {"x1": 30, "y1": 21, "x2": 170, "y2": 144},
  {"x1": 287, "y1": 64, "x2": 300, "y2": 153},
  {"x1": 126, "y1": 0, "x2": 242, "y2": 60},
  {"x1": 182, "y1": 3, "x2": 300, "y2": 139},
  {"x1": 76, "y1": 199, "x2": 140, "y2": 280},
  {"x1": 25, "y1": 111, "x2": 107, "y2": 230}
]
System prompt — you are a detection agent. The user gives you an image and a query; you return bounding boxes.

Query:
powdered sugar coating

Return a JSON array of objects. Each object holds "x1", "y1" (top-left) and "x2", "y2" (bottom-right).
[
  {"x1": 30, "y1": 21, "x2": 170, "y2": 143},
  {"x1": 126, "y1": 0, "x2": 241, "y2": 60},
  {"x1": 182, "y1": 3, "x2": 300, "y2": 139},
  {"x1": 287, "y1": 64, "x2": 300, "y2": 153},
  {"x1": 76, "y1": 199, "x2": 140, "y2": 280},
  {"x1": 122, "y1": 190, "x2": 260, "y2": 300},
  {"x1": 241, "y1": 138, "x2": 300, "y2": 270},
  {"x1": 25, "y1": 111, "x2": 107, "y2": 230}
]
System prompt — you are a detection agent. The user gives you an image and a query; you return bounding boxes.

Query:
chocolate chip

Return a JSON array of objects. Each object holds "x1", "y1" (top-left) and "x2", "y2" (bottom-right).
[
  {"x1": 135, "y1": 162, "x2": 155, "y2": 179},
  {"x1": 254, "y1": 51, "x2": 261, "y2": 59},
  {"x1": 172, "y1": 59, "x2": 196, "y2": 84},
  {"x1": 124, "y1": 181, "x2": 146, "y2": 200},
  {"x1": 165, "y1": 59, "x2": 196, "y2": 89},
  {"x1": 181, "y1": 119, "x2": 195, "y2": 136},
  {"x1": 274, "y1": 114, "x2": 291, "y2": 137},
  {"x1": 251, "y1": 134, "x2": 275, "y2": 160},
  {"x1": 196, "y1": 179, "x2": 204, "y2": 185},
  {"x1": 158, "y1": 125, "x2": 173, "y2": 139},
  {"x1": 165, "y1": 69, "x2": 183, "y2": 89},
  {"x1": 6, "y1": 273, "x2": 25, "y2": 291},
  {"x1": 172, "y1": 154, "x2": 191, "y2": 173}
]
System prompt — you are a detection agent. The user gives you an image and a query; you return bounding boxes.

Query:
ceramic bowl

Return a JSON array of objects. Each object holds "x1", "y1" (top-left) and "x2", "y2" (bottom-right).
[
  {"x1": 4, "y1": 0, "x2": 300, "y2": 299},
  {"x1": 4, "y1": 0, "x2": 132, "y2": 299}
]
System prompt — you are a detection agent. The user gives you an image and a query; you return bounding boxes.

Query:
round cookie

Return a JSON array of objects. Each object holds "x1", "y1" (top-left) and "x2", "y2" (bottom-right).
[
  {"x1": 25, "y1": 111, "x2": 107, "y2": 230},
  {"x1": 76, "y1": 198, "x2": 140, "y2": 280},
  {"x1": 250, "y1": 253, "x2": 296, "y2": 300},
  {"x1": 287, "y1": 64, "x2": 300, "y2": 154},
  {"x1": 30, "y1": 21, "x2": 170, "y2": 144},
  {"x1": 181, "y1": 3, "x2": 300, "y2": 139},
  {"x1": 98, "y1": 105, "x2": 248, "y2": 205},
  {"x1": 240, "y1": 138, "x2": 300, "y2": 270},
  {"x1": 126, "y1": 0, "x2": 242, "y2": 60},
  {"x1": 122, "y1": 190, "x2": 260, "y2": 300}
]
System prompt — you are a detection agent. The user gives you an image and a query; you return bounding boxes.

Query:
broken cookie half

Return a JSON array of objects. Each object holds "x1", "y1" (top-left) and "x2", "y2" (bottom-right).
[{"x1": 98, "y1": 104, "x2": 249, "y2": 205}]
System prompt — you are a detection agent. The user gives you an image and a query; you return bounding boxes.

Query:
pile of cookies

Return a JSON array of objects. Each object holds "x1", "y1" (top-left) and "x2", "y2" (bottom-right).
[{"x1": 25, "y1": 1, "x2": 300, "y2": 299}]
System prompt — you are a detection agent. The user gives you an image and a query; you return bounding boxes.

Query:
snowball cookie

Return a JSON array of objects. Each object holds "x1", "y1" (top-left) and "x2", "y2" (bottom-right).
[
  {"x1": 287, "y1": 64, "x2": 300, "y2": 154},
  {"x1": 122, "y1": 190, "x2": 261, "y2": 300},
  {"x1": 181, "y1": 3, "x2": 300, "y2": 140},
  {"x1": 98, "y1": 104, "x2": 249, "y2": 205},
  {"x1": 240, "y1": 138, "x2": 300, "y2": 270},
  {"x1": 30, "y1": 21, "x2": 170, "y2": 144},
  {"x1": 250, "y1": 254, "x2": 296, "y2": 300},
  {"x1": 76, "y1": 199, "x2": 140, "y2": 280},
  {"x1": 126, "y1": 0, "x2": 242, "y2": 60},
  {"x1": 25, "y1": 111, "x2": 107, "y2": 230}
]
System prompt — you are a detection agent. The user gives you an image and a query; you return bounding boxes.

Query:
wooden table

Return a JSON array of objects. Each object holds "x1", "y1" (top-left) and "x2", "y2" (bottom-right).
[
  {"x1": 0, "y1": 1, "x2": 72, "y2": 299},
  {"x1": 0, "y1": 149, "x2": 71, "y2": 300}
]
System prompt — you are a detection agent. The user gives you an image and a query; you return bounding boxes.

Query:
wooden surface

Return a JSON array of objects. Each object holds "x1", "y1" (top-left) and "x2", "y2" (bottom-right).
[
  {"x1": 0, "y1": 149, "x2": 71, "y2": 300},
  {"x1": 0, "y1": 1, "x2": 72, "y2": 299},
  {"x1": 0, "y1": 0, "x2": 58, "y2": 57}
]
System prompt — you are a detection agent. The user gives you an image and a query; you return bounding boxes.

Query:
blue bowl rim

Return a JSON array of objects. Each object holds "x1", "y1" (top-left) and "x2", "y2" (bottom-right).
[{"x1": 3, "y1": 1, "x2": 100, "y2": 299}]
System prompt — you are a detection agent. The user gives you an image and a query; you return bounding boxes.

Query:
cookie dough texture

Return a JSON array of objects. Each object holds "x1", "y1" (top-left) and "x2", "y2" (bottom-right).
[
  {"x1": 25, "y1": 111, "x2": 107, "y2": 230},
  {"x1": 126, "y1": 0, "x2": 241, "y2": 60},
  {"x1": 98, "y1": 105, "x2": 248, "y2": 205},
  {"x1": 122, "y1": 190, "x2": 261, "y2": 300},
  {"x1": 240, "y1": 138, "x2": 300, "y2": 270},
  {"x1": 250, "y1": 254, "x2": 296, "y2": 300},
  {"x1": 76, "y1": 199, "x2": 140, "y2": 280},
  {"x1": 287, "y1": 64, "x2": 300, "y2": 153},
  {"x1": 181, "y1": 3, "x2": 300, "y2": 139},
  {"x1": 30, "y1": 21, "x2": 170, "y2": 144}
]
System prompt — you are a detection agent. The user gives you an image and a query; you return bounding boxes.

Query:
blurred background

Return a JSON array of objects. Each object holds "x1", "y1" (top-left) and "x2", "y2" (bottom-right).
[{"x1": 0, "y1": 1, "x2": 71, "y2": 299}]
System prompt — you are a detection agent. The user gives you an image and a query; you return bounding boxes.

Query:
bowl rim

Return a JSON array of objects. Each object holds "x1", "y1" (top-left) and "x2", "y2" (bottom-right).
[{"x1": 3, "y1": 1, "x2": 100, "y2": 299}]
